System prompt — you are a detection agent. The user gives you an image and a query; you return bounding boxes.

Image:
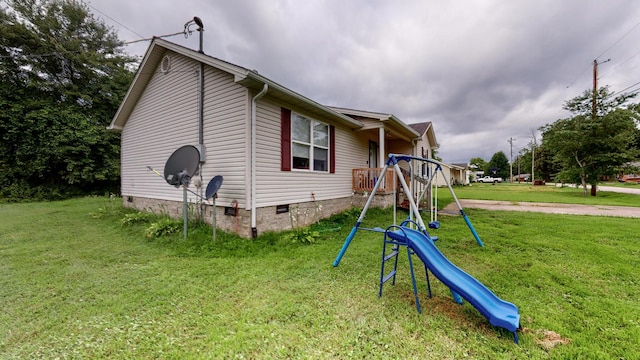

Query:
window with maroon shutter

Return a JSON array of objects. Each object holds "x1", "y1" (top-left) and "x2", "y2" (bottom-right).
[
  {"x1": 330, "y1": 125, "x2": 335, "y2": 173},
  {"x1": 281, "y1": 108, "x2": 291, "y2": 171}
]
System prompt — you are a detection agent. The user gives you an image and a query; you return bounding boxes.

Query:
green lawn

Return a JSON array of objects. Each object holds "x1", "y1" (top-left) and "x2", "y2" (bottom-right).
[
  {"x1": 444, "y1": 182, "x2": 640, "y2": 207},
  {"x1": 1, "y1": 196, "x2": 639, "y2": 358}
]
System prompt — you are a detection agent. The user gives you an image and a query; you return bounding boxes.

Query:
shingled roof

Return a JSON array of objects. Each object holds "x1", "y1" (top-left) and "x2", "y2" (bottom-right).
[{"x1": 408, "y1": 122, "x2": 432, "y2": 135}]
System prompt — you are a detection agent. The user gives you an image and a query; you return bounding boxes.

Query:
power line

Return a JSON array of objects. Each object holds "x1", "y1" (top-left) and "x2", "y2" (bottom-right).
[
  {"x1": 595, "y1": 19, "x2": 640, "y2": 61},
  {"x1": 0, "y1": 31, "x2": 186, "y2": 59},
  {"x1": 568, "y1": 18, "x2": 640, "y2": 89},
  {"x1": 85, "y1": 1, "x2": 145, "y2": 39}
]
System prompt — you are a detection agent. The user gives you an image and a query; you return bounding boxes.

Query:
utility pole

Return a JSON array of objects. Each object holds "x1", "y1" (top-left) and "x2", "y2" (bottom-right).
[
  {"x1": 530, "y1": 130, "x2": 537, "y2": 184},
  {"x1": 590, "y1": 58, "x2": 609, "y2": 195},
  {"x1": 592, "y1": 58, "x2": 610, "y2": 119},
  {"x1": 508, "y1": 137, "x2": 514, "y2": 183}
]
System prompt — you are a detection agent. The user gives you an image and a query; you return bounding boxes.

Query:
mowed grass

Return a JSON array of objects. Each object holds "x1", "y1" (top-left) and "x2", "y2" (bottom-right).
[
  {"x1": 1, "y1": 196, "x2": 639, "y2": 359},
  {"x1": 447, "y1": 182, "x2": 640, "y2": 207}
]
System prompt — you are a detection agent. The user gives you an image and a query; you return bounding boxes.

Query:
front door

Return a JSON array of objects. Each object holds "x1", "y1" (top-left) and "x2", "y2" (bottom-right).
[{"x1": 368, "y1": 141, "x2": 378, "y2": 168}]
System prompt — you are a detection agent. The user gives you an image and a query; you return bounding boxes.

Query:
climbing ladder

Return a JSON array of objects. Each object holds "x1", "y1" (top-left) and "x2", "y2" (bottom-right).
[{"x1": 379, "y1": 223, "x2": 433, "y2": 314}]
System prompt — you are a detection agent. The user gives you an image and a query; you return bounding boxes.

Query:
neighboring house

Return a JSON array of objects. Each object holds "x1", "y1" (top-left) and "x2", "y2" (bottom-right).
[
  {"x1": 469, "y1": 164, "x2": 484, "y2": 182},
  {"x1": 618, "y1": 161, "x2": 640, "y2": 182},
  {"x1": 451, "y1": 163, "x2": 470, "y2": 185},
  {"x1": 108, "y1": 38, "x2": 438, "y2": 237},
  {"x1": 434, "y1": 163, "x2": 468, "y2": 187}
]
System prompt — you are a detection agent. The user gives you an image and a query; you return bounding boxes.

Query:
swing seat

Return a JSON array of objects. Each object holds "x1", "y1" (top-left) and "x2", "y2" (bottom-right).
[{"x1": 428, "y1": 221, "x2": 440, "y2": 229}]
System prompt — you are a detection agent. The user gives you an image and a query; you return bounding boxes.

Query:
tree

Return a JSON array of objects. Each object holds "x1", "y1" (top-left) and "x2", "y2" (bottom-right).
[
  {"x1": 487, "y1": 151, "x2": 510, "y2": 180},
  {"x1": 541, "y1": 87, "x2": 639, "y2": 196},
  {"x1": 0, "y1": 0, "x2": 135, "y2": 200},
  {"x1": 469, "y1": 157, "x2": 488, "y2": 171}
]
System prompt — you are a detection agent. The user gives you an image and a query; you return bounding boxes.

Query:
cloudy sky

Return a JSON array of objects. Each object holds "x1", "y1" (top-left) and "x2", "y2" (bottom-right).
[{"x1": 88, "y1": 0, "x2": 640, "y2": 163}]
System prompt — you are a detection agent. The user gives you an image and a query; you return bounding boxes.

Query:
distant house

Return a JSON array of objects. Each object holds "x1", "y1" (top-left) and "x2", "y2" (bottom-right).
[
  {"x1": 469, "y1": 164, "x2": 484, "y2": 182},
  {"x1": 434, "y1": 163, "x2": 468, "y2": 187},
  {"x1": 108, "y1": 38, "x2": 438, "y2": 237},
  {"x1": 618, "y1": 161, "x2": 640, "y2": 183}
]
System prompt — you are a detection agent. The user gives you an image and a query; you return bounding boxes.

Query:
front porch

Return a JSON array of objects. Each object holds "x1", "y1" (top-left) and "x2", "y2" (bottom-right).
[{"x1": 352, "y1": 168, "x2": 396, "y2": 194}]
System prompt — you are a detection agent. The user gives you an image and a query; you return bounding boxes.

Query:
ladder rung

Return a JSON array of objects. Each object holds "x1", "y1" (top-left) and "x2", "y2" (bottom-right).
[
  {"x1": 383, "y1": 250, "x2": 398, "y2": 261},
  {"x1": 382, "y1": 270, "x2": 396, "y2": 283}
]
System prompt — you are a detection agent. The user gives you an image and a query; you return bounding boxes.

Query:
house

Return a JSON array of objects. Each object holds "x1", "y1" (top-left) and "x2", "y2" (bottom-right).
[
  {"x1": 432, "y1": 163, "x2": 468, "y2": 187},
  {"x1": 450, "y1": 163, "x2": 470, "y2": 185},
  {"x1": 108, "y1": 38, "x2": 437, "y2": 237}
]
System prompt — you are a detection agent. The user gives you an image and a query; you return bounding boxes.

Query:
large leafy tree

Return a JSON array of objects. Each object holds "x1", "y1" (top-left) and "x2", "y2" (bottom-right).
[
  {"x1": 0, "y1": 0, "x2": 135, "y2": 200},
  {"x1": 541, "y1": 87, "x2": 639, "y2": 196},
  {"x1": 469, "y1": 157, "x2": 488, "y2": 171},
  {"x1": 486, "y1": 151, "x2": 510, "y2": 180}
]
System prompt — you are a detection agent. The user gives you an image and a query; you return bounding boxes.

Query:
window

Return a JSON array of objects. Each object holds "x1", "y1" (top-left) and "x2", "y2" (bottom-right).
[
  {"x1": 281, "y1": 107, "x2": 335, "y2": 173},
  {"x1": 291, "y1": 113, "x2": 329, "y2": 171}
]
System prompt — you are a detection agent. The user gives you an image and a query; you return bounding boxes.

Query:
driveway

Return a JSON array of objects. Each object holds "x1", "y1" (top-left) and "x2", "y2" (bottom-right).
[
  {"x1": 562, "y1": 184, "x2": 640, "y2": 196},
  {"x1": 444, "y1": 199, "x2": 640, "y2": 218}
]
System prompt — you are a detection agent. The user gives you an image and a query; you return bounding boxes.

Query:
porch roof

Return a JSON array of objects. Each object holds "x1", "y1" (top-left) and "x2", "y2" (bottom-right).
[{"x1": 327, "y1": 106, "x2": 421, "y2": 142}]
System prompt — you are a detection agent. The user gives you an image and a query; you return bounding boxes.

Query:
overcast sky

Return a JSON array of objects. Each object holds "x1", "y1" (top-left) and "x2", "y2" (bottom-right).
[{"x1": 88, "y1": 0, "x2": 640, "y2": 163}]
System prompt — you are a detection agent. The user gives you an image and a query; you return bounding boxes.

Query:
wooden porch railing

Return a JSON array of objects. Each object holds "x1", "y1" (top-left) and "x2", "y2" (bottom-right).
[{"x1": 352, "y1": 168, "x2": 396, "y2": 193}]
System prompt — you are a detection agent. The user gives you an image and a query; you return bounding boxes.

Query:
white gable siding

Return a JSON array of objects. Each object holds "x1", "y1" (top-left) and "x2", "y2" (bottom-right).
[
  {"x1": 199, "y1": 66, "x2": 249, "y2": 208},
  {"x1": 121, "y1": 52, "x2": 199, "y2": 203},
  {"x1": 415, "y1": 135, "x2": 432, "y2": 158},
  {"x1": 121, "y1": 51, "x2": 249, "y2": 206},
  {"x1": 254, "y1": 100, "x2": 369, "y2": 207}
]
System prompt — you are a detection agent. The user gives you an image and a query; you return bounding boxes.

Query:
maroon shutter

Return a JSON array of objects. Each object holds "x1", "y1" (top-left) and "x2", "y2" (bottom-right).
[
  {"x1": 330, "y1": 125, "x2": 335, "y2": 173},
  {"x1": 281, "y1": 108, "x2": 291, "y2": 171}
]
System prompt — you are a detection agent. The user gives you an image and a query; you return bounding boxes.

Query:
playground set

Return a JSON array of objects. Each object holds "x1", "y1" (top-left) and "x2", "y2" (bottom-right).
[{"x1": 333, "y1": 154, "x2": 521, "y2": 343}]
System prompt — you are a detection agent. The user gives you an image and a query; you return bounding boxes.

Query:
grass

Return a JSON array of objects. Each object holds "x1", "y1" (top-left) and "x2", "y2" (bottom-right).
[
  {"x1": 1, "y1": 195, "x2": 639, "y2": 358},
  {"x1": 446, "y1": 182, "x2": 640, "y2": 207}
]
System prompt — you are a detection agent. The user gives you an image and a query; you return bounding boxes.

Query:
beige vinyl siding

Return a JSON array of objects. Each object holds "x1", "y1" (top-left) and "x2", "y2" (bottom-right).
[
  {"x1": 121, "y1": 52, "x2": 199, "y2": 203},
  {"x1": 121, "y1": 51, "x2": 249, "y2": 206},
  {"x1": 254, "y1": 99, "x2": 369, "y2": 207},
  {"x1": 199, "y1": 65, "x2": 249, "y2": 208}
]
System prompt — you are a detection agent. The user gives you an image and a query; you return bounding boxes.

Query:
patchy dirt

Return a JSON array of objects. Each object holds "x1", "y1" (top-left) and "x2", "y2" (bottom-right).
[
  {"x1": 520, "y1": 328, "x2": 571, "y2": 351},
  {"x1": 442, "y1": 199, "x2": 640, "y2": 218}
]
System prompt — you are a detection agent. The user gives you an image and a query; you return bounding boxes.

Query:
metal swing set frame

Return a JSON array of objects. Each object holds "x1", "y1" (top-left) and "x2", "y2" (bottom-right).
[{"x1": 333, "y1": 153, "x2": 483, "y2": 267}]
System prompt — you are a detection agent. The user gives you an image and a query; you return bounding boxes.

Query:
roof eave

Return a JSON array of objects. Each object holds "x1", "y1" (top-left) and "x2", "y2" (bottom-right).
[
  {"x1": 240, "y1": 72, "x2": 363, "y2": 129},
  {"x1": 108, "y1": 38, "x2": 362, "y2": 131}
]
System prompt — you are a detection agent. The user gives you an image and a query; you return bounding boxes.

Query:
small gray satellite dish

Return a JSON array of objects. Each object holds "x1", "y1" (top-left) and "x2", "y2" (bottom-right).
[
  {"x1": 164, "y1": 145, "x2": 200, "y2": 188},
  {"x1": 205, "y1": 175, "x2": 223, "y2": 200}
]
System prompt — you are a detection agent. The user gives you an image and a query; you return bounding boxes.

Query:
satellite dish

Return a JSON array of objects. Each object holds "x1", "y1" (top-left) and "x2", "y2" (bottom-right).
[
  {"x1": 205, "y1": 175, "x2": 223, "y2": 200},
  {"x1": 164, "y1": 145, "x2": 200, "y2": 188}
]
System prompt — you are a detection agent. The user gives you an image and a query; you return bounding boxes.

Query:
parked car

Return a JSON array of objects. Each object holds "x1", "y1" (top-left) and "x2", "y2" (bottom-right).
[{"x1": 477, "y1": 176, "x2": 503, "y2": 183}]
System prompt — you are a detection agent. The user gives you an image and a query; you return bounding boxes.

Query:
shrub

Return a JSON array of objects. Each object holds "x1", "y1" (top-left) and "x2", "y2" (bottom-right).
[
  {"x1": 286, "y1": 227, "x2": 320, "y2": 245},
  {"x1": 121, "y1": 211, "x2": 154, "y2": 226},
  {"x1": 145, "y1": 218, "x2": 182, "y2": 239}
]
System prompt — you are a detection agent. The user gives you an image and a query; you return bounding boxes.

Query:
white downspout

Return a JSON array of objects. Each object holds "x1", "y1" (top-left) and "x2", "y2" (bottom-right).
[{"x1": 251, "y1": 84, "x2": 268, "y2": 238}]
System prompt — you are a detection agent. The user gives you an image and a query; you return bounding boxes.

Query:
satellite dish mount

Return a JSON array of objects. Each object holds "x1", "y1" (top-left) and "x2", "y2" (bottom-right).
[{"x1": 164, "y1": 145, "x2": 201, "y2": 239}]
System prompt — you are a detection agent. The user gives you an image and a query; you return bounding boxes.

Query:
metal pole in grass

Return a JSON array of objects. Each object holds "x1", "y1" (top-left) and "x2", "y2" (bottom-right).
[
  {"x1": 183, "y1": 186, "x2": 188, "y2": 240},
  {"x1": 205, "y1": 176, "x2": 223, "y2": 242},
  {"x1": 212, "y1": 195, "x2": 216, "y2": 242}
]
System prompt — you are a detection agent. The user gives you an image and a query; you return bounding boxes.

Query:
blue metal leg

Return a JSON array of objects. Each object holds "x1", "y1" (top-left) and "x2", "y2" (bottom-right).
[
  {"x1": 407, "y1": 248, "x2": 421, "y2": 314},
  {"x1": 424, "y1": 265, "x2": 432, "y2": 298}
]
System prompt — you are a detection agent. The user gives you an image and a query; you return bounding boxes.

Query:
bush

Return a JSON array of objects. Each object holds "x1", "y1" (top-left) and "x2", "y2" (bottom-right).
[
  {"x1": 286, "y1": 227, "x2": 320, "y2": 245},
  {"x1": 145, "y1": 218, "x2": 182, "y2": 239},
  {"x1": 121, "y1": 211, "x2": 154, "y2": 226}
]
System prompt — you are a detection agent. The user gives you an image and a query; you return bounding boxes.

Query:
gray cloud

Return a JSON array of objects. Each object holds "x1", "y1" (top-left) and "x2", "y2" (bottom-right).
[{"x1": 91, "y1": 0, "x2": 640, "y2": 162}]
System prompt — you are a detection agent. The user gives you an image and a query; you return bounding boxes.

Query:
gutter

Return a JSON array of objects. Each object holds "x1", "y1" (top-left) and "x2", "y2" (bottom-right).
[{"x1": 251, "y1": 84, "x2": 269, "y2": 238}]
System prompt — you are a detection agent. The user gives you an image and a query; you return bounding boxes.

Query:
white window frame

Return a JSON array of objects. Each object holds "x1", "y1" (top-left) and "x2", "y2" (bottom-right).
[{"x1": 291, "y1": 112, "x2": 329, "y2": 172}]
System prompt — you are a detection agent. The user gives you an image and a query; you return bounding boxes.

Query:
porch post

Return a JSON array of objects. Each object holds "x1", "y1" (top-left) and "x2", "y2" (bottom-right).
[{"x1": 379, "y1": 127, "x2": 385, "y2": 167}]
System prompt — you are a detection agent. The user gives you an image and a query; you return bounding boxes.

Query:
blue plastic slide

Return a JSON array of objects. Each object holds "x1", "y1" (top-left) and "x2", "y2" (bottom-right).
[{"x1": 387, "y1": 226, "x2": 520, "y2": 343}]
